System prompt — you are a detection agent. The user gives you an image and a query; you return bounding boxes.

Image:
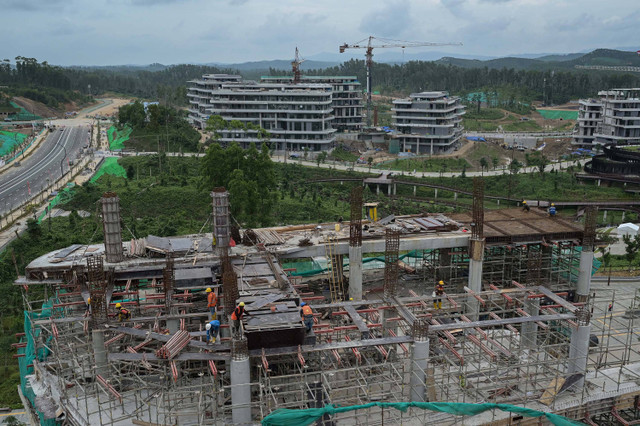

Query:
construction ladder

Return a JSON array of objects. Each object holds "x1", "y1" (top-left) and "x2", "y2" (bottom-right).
[{"x1": 325, "y1": 235, "x2": 345, "y2": 303}]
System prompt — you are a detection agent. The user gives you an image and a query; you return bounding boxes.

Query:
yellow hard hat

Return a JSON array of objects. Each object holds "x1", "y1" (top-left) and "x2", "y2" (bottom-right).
[
  {"x1": 115, "y1": 303, "x2": 121, "y2": 308},
  {"x1": 239, "y1": 302, "x2": 245, "y2": 307},
  {"x1": 349, "y1": 298, "x2": 353, "y2": 301},
  {"x1": 206, "y1": 288, "x2": 212, "y2": 293},
  {"x1": 439, "y1": 280, "x2": 444, "y2": 285},
  {"x1": 523, "y1": 200, "x2": 527, "y2": 204},
  {"x1": 87, "y1": 297, "x2": 91, "y2": 303},
  {"x1": 551, "y1": 203, "x2": 555, "y2": 206}
]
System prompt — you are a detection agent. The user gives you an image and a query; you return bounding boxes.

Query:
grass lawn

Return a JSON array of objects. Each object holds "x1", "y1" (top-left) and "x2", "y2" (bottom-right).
[
  {"x1": 330, "y1": 146, "x2": 360, "y2": 162},
  {"x1": 377, "y1": 157, "x2": 471, "y2": 172}
]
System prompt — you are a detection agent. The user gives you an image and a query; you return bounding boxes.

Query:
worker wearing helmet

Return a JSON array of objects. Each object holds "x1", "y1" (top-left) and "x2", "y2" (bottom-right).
[
  {"x1": 206, "y1": 319, "x2": 220, "y2": 344},
  {"x1": 433, "y1": 280, "x2": 445, "y2": 310},
  {"x1": 85, "y1": 297, "x2": 92, "y2": 316},
  {"x1": 206, "y1": 287, "x2": 217, "y2": 320},
  {"x1": 548, "y1": 203, "x2": 556, "y2": 217},
  {"x1": 230, "y1": 302, "x2": 250, "y2": 336},
  {"x1": 300, "y1": 302, "x2": 314, "y2": 332},
  {"x1": 522, "y1": 200, "x2": 530, "y2": 212},
  {"x1": 115, "y1": 302, "x2": 131, "y2": 322}
]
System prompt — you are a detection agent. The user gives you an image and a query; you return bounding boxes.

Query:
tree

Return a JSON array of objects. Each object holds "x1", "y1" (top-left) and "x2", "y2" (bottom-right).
[
  {"x1": 538, "y1": 155, "x2": 549, "y2": 178},
  {"x1": 623, "y1": 234, "x2": 640, "y2": 271},
  {"x1": 479, "y1": 157, "x2": 488, "y2": 175},
  {"x1": 492, "y1": 156, "x2": 499, "y2": 170},
  {"x1": 509, "y1": 159, "x2": 522, "y2": 174},
  {"x1": 127, "y1": 165, "x2": 135, "y2": 180}
]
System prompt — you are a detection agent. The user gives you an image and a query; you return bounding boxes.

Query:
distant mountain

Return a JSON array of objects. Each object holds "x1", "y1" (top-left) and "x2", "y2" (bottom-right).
[
  {"x1": 435, "y1": 49, "x2": 640, "y2": 71},
  {"x1": 219, "y1": 59, "x2": 339, "y2": 71}
]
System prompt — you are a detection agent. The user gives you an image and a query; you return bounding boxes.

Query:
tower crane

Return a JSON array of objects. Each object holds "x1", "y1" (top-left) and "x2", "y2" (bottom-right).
[
  {"x1": 339, "y1": 36, "x2": 462, "y2": 126},
  {"x1": 291, "y1": 47, "x2": 306, "y2": 84}
]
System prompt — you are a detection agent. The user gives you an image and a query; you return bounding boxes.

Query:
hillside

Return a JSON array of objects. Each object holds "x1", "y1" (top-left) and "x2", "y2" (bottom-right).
[{"x1": 435, "y1": 49, "x2": 640, "y2": 71}]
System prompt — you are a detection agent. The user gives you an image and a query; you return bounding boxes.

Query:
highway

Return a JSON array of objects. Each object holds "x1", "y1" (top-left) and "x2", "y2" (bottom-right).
[{"x1": 0, "y1": 126, "x2": 88, "y2": 217}]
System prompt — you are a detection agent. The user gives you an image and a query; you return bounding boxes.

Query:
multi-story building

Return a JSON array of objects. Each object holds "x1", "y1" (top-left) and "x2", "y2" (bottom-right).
[
  {"x1": 574, "y1": 88, "x2": 640, "y2": 147},
  {"x1": 260, "y1": 76, "x2": 363, "y2": 131},
  {"x1": 593, "y1": 88, "x2": 640, "y2": 145},
  {"x1": 209, "y1": 81, "x2": 336, "y2": 151},
  {"x1": 573, "y1": 98, "x2": 603, "y2": 147},
  {"x1": 187, "y1": 74, "x2": 242, "y2": 129},
  {"x1": 391, "y1": 91, "x2": 465, "y2": 155}
]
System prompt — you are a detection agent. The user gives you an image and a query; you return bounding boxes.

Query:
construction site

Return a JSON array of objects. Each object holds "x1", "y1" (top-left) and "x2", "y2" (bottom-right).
[{"x1": 13, "y1": 182, "x2": 640, "y2": 425}]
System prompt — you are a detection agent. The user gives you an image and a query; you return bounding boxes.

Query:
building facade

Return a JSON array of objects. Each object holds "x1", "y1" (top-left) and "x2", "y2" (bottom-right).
[
  {"x1": 187, "y1": 74, "x2": 243, "y2": 129},
  {"x1": 574, "y1": 89, "x2": 640, "y2": 147},
  {"x1": 391, "y1": 91, "x2": 465, "y2": 155},
  {"x1": 209, "y1": 81, "x2": 336, "y2": 151},
  {"x1": 261, "y1": 76, "x2": 363, "y2": 131},
  {"x1": 573, "y1": 98, "x2": 603, "y2": 147}
]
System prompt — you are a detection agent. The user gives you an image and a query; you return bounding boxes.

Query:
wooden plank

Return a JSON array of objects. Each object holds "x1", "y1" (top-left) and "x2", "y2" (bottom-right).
[{"x1": 539, "y1": 377, "x2": 565, "y2": 406}]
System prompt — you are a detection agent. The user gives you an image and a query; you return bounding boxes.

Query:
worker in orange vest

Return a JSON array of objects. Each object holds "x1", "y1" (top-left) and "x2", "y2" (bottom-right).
[
  {"x1": 300, "y1": 302, "x2": 314, "y2": 332},
  {"x1": 231, "y1": 302, "x2": 250, "y2": 336},
  {"x1": 115, "y1": 303, "x2": 131, "y2": 322},
  {"x1": 206, "y1": 287, "x2": 217, "y2": 320}
]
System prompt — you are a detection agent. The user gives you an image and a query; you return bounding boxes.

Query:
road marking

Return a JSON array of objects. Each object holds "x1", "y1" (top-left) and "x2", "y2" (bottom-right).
[{"x1": 0, "y1": 412, "x2": 25, "y2": 417}]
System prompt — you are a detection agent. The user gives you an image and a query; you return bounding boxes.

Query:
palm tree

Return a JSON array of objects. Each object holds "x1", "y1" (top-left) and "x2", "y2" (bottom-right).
[{"x1": 479, "y1": 157, "x2": 488, "y2": 176}]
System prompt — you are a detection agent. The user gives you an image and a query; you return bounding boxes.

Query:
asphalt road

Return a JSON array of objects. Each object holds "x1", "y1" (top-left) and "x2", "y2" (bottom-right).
[{"x1": 0, "y1": 126, "x2": 88, "y2": 217}]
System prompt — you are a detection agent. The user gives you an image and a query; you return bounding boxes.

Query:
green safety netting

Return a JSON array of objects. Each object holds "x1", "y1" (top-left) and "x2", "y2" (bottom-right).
[
  {"x1": 537, "y1": 110, "x2": 578, "y2": 120},
  {"x1": 18, "y1": 299, "x2": 63, "y2": 426},
  {"x1": 285, "y1": 247, "x2": 602, "y2": 278},
  {"x1": 261, "y1": 402, "x2": 585, "y2": 426},
  {"x1": 90, "y1": 157, "x2": 126, "y2": 183},
  {"x1": 107, "y1": 125, "x2": 132, "y2": 150},
  {"x1": 9, "y1": 101, "x2": 41, "y2": 121},
  {"x1": 37, "y1": 184, "x2": 76, "y2": 223},
  {"x1": 0, "y1": 130, "x2": 28, "y2": 156}
]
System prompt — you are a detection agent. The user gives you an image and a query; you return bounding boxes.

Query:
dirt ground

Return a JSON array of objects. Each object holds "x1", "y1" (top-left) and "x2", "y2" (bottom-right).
[{"x1": 12, "y1": 97, "x2": 60, "y2": 118}]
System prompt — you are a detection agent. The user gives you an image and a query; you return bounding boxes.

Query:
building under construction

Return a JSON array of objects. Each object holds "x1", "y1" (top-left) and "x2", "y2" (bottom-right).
[{"x1": 14, "y1": 185, "x2": 640, "y2": 425}]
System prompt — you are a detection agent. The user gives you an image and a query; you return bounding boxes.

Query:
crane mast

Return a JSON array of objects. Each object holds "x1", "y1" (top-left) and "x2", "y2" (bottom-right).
[{"x1": 340, "y1": 36, "x2": 462, "y2": 127}]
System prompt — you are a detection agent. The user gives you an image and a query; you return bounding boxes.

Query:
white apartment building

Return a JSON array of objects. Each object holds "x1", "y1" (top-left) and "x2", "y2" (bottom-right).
[
  {"x1": 260, "y1": 76, "x2": 363, "y2": 131},
  {"x1": 391, "y1": 91, "x2": 465, "y2": 154},
  {"x1": 208, "y1": 81, "x2": 336, "y2": 151},
  {"x1": 574, "y1": 88, "x2": 640, "y2": 147},
  {"x1": 573, "y1": 99, "x2": 603, "y2": 147},
  {"x1": 187, "y1": 74, "x2": 242, "y2": 129}
]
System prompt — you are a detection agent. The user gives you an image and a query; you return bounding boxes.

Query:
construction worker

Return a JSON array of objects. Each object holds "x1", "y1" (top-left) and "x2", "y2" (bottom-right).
[
  {"x1": 85, "y1": 297, "x2": 91, "y2": 316},
  {"x1": 300, "y1": 302, "x2": 314, "y2": 332},
  {"x1": 522, "y1": 200, "x2": 530, "y2": 212},
  {"x1": 206, "y1": 319, "x2": 220, "y2": 344},
  {"x1": 548, "y1": 203, "x2": 556, "y2": 217},
  {"x1": 115, "y1": 303, "x2": 131, "y2": 322},
  {"x1": 433, "y1": 281, "x2": 445, "y2": 310},
  {"x1": 231, "y1": 302, "x2": 249, "y2": 336},
  {"x1": 206, "y1": 287, "x2": 217, "y2": 320}
]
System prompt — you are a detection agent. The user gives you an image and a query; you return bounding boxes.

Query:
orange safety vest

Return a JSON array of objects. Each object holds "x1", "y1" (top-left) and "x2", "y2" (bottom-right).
[
  {"x1": 231, "y1": 306, "x2": 244, "y2": 321},
  {"x1": 301, "y1": 305, "x2": 313, "y2": 316},
  {"x1": 208, "y1": 292, "x2": 217, "y2": 308}
]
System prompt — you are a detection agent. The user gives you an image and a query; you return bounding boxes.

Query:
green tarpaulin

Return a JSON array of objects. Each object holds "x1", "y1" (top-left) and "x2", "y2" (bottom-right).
[{"x1": 262, "y1": 402, "x2": 585, "y2": 426}]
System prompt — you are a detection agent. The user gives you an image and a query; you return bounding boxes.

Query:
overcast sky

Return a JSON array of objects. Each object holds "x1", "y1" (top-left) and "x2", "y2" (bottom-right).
[{"x1": 1, "y1": 0, "x2": 638, "y2": 66}]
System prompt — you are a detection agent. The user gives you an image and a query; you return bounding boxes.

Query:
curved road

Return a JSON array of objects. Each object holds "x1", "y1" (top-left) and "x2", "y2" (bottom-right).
[{"x1": 0, "y1": 126, "x2": 88, "y2": 216}]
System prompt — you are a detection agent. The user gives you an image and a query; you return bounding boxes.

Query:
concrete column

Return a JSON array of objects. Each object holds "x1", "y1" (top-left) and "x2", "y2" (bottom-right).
[
  {"x1": 597, "y1": 179, "x2": 601, "y2": 187},
  {"x1": 434, "y1": 189, "x2": 438, "y2": 199},
  {"x1": 468, "y1": 238, "x2": 484, "y2": 320},
  {"x1": 439, "y1": 249, "x2": 451, "y2": 281},
  {"x1": 409, "y1": 338, "x2": 430, "y2": 402},
  {"x1": 521, "y1": 297, "x2": 540, "y2": 349},
  {"x1": 576, "y1": 249, "x2": 594, "y2": 301},
  {"x1": 387, "y1": 184, "x2": 392, "y2": 195},
  {"x1": 454, "y1": 192, "x2": 458, "y2": 201},
  {"x1": 622, "y1": 211, "x2": 626, "y2": 222},
  {"x1": 376, "y1": 184, "x2": 380, "y2": 195},
  {"x1": 413, "y1": 186, "x2": 417, "y2": 196},
  {"x1": 568, "y1": 323, "x2": 591, "y2": 389},
  {"x1": 348, "y1": 245, "x2": 363, "y2": 301},
  {"x1": 382, "y1": 308, "x2": 397, "y2": 337},
  {"x1": 393, "y1": 184, "x2": 397, "y2": 195},
  {"x1": 92, "y1": 329, "x2": 109, "y2": 378},
  {"x1": 496, "y1": 199, "x2": 500, "y2": 206},
  {"x1": 602, "y1": 210, "x2": 607, "y2": 222},
  {"x1": 231, "y1": 347, "x2": 251, "y2": 424}
]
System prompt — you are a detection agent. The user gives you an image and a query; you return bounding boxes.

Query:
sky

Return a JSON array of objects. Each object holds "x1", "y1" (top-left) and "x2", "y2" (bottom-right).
[{"x1": 1, "y1": 0, "x2": 639, "y2": 66}]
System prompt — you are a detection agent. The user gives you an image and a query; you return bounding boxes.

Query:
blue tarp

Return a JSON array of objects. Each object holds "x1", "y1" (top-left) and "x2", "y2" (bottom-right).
[{"x1": 466, "y1": 136, "x2": 486, "y2": 142}]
